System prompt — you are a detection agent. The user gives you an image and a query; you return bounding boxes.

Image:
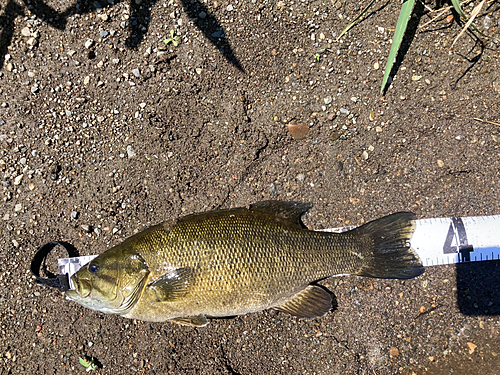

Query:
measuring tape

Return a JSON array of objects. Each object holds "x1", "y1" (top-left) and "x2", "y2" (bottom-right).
[{"x1": 324, "y1": 214, "x2": 500, "y2": 267}]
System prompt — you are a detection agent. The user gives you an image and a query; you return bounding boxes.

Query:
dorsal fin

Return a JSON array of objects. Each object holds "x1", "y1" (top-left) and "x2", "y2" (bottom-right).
[{"x1": 249, "y1": 201, "x2": 311, "y2": 226}]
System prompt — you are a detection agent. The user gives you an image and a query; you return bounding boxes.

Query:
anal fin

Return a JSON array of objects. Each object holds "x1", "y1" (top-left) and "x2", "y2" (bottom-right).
[
  {"x1": 275, "y1": 285, "x2": 334, "y2": 319},
  {"x1": 169, "y1": 315, "x2": 209, "y2": 327}
]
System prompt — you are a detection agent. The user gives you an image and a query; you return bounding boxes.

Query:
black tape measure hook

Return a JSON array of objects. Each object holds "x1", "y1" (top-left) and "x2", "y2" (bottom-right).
[{"x1": 30, "y1": 241, "x2": 79, "y2": 292}]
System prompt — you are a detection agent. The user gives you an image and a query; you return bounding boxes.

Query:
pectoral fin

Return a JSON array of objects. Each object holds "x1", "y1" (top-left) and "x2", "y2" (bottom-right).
[
  {"x1": 275, "y1": 285, "x2": 334, "y2": 319},
  {"x1": 169, "y1": 315, "x2": 209, "y2": 327},
  {"x1": 148, "y1": 267, "x2": 194, "y2": 302}
]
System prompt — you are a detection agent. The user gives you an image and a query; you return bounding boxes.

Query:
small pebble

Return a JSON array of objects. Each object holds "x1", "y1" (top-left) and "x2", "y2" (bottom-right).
[
  {"x1": 81, "y1": 224, "x2": 91, "y2": 233},
  {"x1": 483, "y1": 16, "x2": 491, "y2": 29},
  {"x1": 99, "y1": 30, "x2": 109, "y2": 38},
  {"x1": 132, "y1": 68, "x2": 141, "y2": 78},
  {"x1": 14, "y1": 203, "x2": 23, "y2": 212},
  {"x1": 227, "y1": 4, "x2": 234, "y2": 11},
  {"x1": 21, "y1": 27, "x2": 31, "y2": 37},
  {"x1": 467, "y1": 342, "x2": 477, "y2": 354},
  {"x1": 389, "y1": 347, "x2": 400, "y2": 358},
  {"x1": 31, "y1": 86, "x2": 39, "y2": 94},
  {"x1": 27, "y1": 37, "x2": 38, "y2": 47},
  {"x1": 340, "y1": 108, "x2": 349, "y2": 115},
  {"x1": 14, "y1": 174, "x2": 23, "y2": 185},
  {"x1": 71, "y1": 211, "x2": 79, "y2": 220},
  {"x1": 324, "y1": 97, "x2": 332, "y2": 105},
  {"x1": 437, "y1": 159, "x2": 445, "y2": 168},
  {"x1": 139, "y1": 102, "x2": 146, "y2": 109},
  {"x1": 85, "y1": 39, "x2": 94, "y2": 49},
  {"x1": 199, "y1": 11, "x2": 207, "y2": 19},
  {"x1": 287, "y1": 122, "x2": 309, "y2": 140},
  {"x1": 127, "y1": 145, "x2": 136, "y2": 158}
]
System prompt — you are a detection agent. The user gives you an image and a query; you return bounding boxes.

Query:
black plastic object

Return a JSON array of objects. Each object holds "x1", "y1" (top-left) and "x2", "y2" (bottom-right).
[{"x1": 30, "y1": 241, "x2": 79, "y2": 292}]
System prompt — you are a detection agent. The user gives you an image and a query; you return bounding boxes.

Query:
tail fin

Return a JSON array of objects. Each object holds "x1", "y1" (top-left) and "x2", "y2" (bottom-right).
[{"x1": 353, "y1": 212, "x2": 424, "y2": 279}]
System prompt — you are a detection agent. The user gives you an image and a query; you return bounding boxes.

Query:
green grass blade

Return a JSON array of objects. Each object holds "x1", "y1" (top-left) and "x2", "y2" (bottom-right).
[
  {"x1": 450, "y1": 0, "x2": 488, "y2": 39},
  {"x1": 380, "y1": 0, "x2": 416, "y2": 94},
  {"x1": 336, "y1": 0, "x2": 377, "y2": 42},
  {"x1": 450, "y1": 0, "x2": 468, "y2": 20}
]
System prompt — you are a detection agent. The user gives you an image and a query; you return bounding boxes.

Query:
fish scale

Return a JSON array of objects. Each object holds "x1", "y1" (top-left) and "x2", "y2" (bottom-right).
[{"x1": 66, "y1": 201, "x2": 424, "y2": 326}]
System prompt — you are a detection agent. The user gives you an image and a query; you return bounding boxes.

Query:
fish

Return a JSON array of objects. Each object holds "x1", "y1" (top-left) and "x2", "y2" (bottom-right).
[{"x1": 66, "y1": 201, "x2": 424, "y2": 326}]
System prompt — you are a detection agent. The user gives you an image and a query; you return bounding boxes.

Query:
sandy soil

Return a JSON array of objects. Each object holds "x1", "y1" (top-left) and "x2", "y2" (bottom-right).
[{"x1": 0, "y1": 0, "x2": 499, "y2": 373}]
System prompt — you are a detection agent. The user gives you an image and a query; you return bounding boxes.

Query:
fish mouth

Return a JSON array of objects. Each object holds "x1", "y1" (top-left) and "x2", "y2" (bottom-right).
[{"x1": 69, "y1": 274, "x2": 91, "y2": 298}]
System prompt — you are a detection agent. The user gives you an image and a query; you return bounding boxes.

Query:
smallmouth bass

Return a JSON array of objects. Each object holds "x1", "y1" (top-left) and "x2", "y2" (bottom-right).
[{"x1": 66, "y1": 201, "x2": 424, "y2": 326}]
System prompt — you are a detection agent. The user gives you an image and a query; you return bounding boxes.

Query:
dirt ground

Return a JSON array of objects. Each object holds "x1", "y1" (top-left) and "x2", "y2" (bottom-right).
[{"x1": 1, "y1": 0, "x2": 499, "y2": 373}]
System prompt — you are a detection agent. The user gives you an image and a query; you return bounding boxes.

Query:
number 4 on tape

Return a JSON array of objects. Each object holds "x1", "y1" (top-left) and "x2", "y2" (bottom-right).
[{"x1": 443, "y1": 218, "x2": 474, "y2": 262}]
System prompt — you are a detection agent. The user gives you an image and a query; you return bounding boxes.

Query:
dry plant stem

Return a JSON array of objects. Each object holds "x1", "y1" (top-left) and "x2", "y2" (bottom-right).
[
  {"x1": 473, "y1": 118, "x2": 500, "y2": 127},
  {"x1": 419, "y1": 5, "x2": 453, "y2": 29},
  {"x1": 452, "y1": 0, "x2": 485, "y2": 46}
]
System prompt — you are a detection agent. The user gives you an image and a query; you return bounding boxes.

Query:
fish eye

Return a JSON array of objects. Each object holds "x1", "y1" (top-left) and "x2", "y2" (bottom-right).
[{"x1": 88, "y1": 263, "x2": 100, "y2": 273}]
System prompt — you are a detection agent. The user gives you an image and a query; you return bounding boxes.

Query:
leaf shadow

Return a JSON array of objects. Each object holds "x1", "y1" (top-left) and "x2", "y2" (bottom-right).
[{"x1": 0, "y1": 0, "x2": 243, "y2": 72}]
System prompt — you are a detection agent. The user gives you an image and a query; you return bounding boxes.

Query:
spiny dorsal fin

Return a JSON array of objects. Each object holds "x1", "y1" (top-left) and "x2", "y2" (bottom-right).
[
  {"x1": 274, "y1": 285, "x2": 334, "y2": 319},
  {"x1": 148, "y1": 267, "x2": 194, "y2": 302},
  {"x1": 249, "y1": 201, "x2": 311, "y2": 226},
  {"x1": 169, "y1": 315, "x2": 209, "y2": 327}
]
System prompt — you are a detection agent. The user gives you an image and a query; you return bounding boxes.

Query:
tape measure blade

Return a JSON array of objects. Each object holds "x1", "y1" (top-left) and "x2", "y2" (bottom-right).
[
  {"x1": 459, "y1": 215, "x2": 500, "y2": 247},
  {"x1": 58, "y1": 255, "x2": 98, "y2": 289},
  {"x1": 411, "y1": 218, "x2": 458, "y2": 267}
]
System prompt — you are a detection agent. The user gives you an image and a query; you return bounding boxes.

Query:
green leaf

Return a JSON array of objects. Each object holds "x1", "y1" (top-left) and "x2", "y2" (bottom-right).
[
  {"x1": 79, "y1": 357, "x2": 90, "y2": 368},
  {"x1": 450, "y1": 0, "x2": 467, "y2": 20},
  {"x1": 380, "y1": 0, "x2": 415, "y2": 94},
  {"x1": 336, "y1": 0, "x2": 377, "y2": 42}
]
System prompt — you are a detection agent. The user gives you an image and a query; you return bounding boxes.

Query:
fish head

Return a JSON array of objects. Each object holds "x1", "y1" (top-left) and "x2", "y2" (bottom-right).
[{"x1": 66, "y1": 246, "x2": 149, "y2": 315}]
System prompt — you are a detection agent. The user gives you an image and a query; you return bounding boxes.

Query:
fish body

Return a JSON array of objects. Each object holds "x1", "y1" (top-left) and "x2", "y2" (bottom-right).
[{"x1": 66, "y1": 201, "x2": 423, "y2": 326}]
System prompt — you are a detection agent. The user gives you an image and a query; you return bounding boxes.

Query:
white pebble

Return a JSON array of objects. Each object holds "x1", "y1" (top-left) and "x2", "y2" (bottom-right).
[
  {"x1": 21, "y1": 27, "x2": 31, "y2": 37},
  {"x1": 127, "y1": 145, "x2": 136, "y2": 158},
  {"x1": 14, "y1": 175, "x2": 24, "y2": 185},
  {"x1": 85, "y1": 39, "x2": 94, "y2": 49}
]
